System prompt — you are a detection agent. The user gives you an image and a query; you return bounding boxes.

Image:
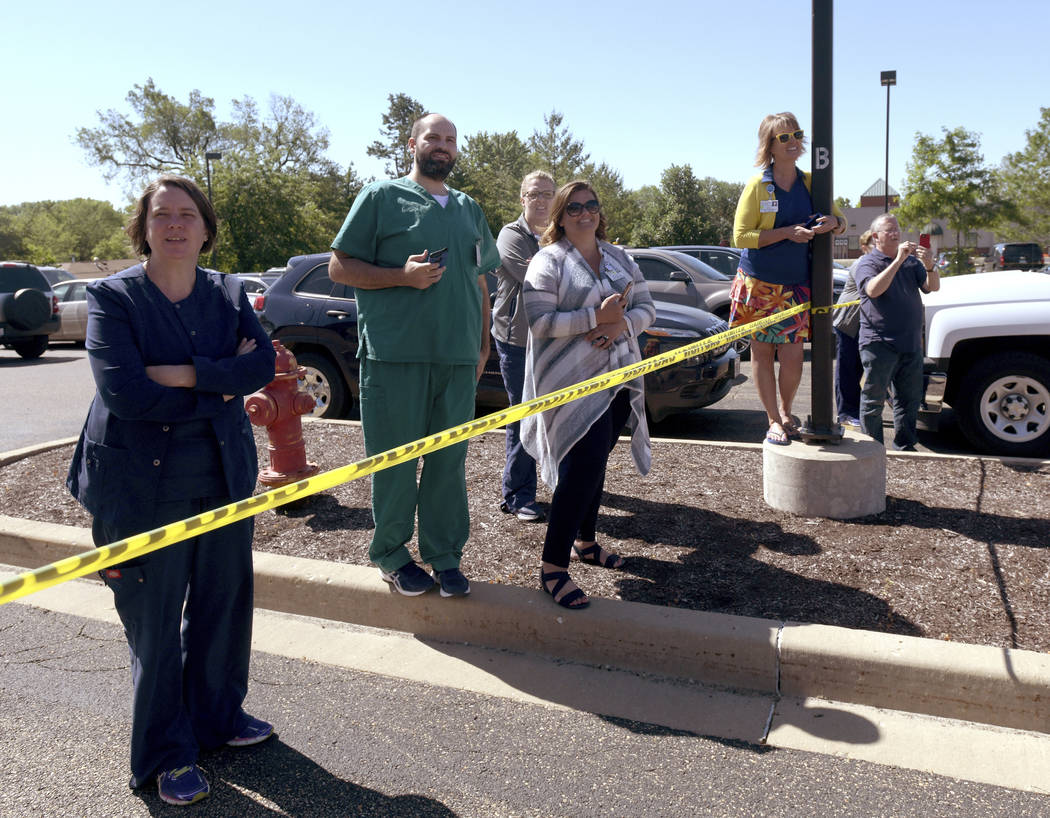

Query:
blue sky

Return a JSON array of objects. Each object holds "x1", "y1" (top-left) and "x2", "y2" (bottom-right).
[{"x1": 3, "y1": 0, "x2": 1047, "y2": 211}]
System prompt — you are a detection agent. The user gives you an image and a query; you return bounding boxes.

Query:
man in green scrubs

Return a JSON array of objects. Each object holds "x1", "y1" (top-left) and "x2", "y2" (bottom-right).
[{"x1": 329, "y1": 113, "x2": 500, "y2": 599}]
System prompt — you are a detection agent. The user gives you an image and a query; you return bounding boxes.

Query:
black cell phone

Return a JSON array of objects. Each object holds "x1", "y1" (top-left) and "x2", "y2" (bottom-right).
[
  {"x1": 427, "y1": 247, "x2": 448, "y2": 267},
  {"x1": 803, "y1": 213, "x2": 823, "y2": 229}
]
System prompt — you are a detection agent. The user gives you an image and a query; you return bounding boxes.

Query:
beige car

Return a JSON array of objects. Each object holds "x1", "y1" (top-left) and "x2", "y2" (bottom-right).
[{"x1": 49, "y1": 278, "x2": 101, "y2": 344}]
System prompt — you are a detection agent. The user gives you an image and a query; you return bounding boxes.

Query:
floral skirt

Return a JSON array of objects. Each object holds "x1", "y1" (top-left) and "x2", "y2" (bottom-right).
[{"x1": 728, "y1": 271, "x2": 811, "y2": 344}]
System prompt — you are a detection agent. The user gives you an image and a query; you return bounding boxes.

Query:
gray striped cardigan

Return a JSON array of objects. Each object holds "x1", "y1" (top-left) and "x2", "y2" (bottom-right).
[{"x1": 520, "y1": 238, "x2": 655, "y2": 488}]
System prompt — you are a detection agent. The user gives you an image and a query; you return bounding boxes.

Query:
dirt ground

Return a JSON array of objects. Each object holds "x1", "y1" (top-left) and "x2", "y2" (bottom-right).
[{"x1": 3, "y1": 421, "x2": 1048, "y2": 652}]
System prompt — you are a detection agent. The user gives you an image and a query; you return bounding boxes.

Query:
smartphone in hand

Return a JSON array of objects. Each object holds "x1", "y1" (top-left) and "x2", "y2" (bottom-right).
[
  {"x1": 919, "y1": 233, "x2": 931, "y2": 249},
  {"x1": 621, "y1": 281, "x2": 633, "y2": 301},
  {"x1": 803, "y1": 213, "x2": 824, "y2": 229},
  {"x1": 427, "y1": 247, "x2": 448, "y2": 267}
]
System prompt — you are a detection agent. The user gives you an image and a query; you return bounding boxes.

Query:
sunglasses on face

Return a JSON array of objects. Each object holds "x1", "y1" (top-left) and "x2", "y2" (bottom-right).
[
  {"x1": 565, "y1": 199, "x2": 601, "y2": 216},
  {"x1": 524, "y1": 190, "x2": 554, "y2": 201},
  {"x1": 774, "y1": 129, "x2": 805, "y2": 144}
]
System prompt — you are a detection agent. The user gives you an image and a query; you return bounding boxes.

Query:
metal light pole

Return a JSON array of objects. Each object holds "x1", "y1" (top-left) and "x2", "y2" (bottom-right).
[
  {"x1": 881, "y1": 71, "x2": 896, "y2": 213},
  {"x1": 204, "y1": 151, "x2": 222, "y2": 268},
  {"x1": 204, "y1": 151, "x2": 222, "y2": 204},
  {"x1": 804, "y1": 0, "x2": 838, "y2": 442}
]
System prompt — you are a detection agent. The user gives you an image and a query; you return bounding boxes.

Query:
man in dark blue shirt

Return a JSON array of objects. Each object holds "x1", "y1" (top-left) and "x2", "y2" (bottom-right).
[{"x1": 853, "y1": 214, "x2": 940, "y2": 450}]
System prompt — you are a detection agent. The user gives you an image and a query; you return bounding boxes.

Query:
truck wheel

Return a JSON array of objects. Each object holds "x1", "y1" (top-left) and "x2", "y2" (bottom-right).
[
  {"x1": 294, "y1": 352, "x2": 348, "y2": 419},
  {"x1": 11, "y1": 335, "x2": 48, "y2": 359},
  {"x1": 955, "y1": 352, "x2": 1050, "y2": 457}
]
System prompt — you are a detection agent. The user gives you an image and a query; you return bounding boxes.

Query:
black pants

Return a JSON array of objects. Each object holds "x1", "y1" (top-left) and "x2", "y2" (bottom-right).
[{"x1": 542, "y1": 390, "x2": 632, "y2": 567}]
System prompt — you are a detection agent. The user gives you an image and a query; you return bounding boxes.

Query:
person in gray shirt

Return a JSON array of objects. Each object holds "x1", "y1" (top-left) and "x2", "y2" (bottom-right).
[{"x1": 492, "y1": 171, "x2": 555, "y2": 522}]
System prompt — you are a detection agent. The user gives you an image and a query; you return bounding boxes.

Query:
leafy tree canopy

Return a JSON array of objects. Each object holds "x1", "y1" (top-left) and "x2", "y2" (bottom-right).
[
  {"x1": 367, "y1": 93, "x2": 426, "y2": 179},
  {"x1": 994, "y1": 106, "x2": 1050, "y2": 247},
  {"x1": 897, "y1": 126, "x2": 1014, "y2": 274}
]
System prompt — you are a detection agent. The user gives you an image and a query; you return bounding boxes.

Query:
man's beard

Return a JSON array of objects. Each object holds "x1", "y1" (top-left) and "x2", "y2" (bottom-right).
[{"x1": 418, "y1": 151, "x2": 456, "y2": 181}]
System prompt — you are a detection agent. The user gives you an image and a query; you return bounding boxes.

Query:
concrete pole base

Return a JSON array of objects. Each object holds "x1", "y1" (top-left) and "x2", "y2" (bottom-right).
[{"x1": 763, "y1": 430, "x2": 886, "y2": 519}]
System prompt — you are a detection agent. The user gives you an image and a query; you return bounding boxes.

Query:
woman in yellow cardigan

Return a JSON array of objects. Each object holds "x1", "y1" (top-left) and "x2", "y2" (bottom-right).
[{"x1": 731, "y1": 112, "x2": 846, "y2": 445}]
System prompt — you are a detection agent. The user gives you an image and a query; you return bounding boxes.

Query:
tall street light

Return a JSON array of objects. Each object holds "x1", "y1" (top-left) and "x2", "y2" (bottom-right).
[
  {"x1": 881, "y1": 71, "x2": 896, "y2": 213},
  {"x1": 204, "y1": 151, "x2": 222, "y2": 268},
  {"x1": 204, "y1": 151, "x2": 223, "y2": 204}
]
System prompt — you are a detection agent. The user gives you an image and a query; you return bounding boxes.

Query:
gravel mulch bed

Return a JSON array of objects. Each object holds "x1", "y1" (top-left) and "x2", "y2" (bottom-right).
[{"x1": 3, "y1": 420, "x2": 1048, "y2": 652}]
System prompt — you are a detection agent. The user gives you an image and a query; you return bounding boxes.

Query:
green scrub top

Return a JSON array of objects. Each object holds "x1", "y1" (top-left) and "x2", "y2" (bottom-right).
[{"x1": 332, "y1": 178, "x2": 500, "y2": 365}]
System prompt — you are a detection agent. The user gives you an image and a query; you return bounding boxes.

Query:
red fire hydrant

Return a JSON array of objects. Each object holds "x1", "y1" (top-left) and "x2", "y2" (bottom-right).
[{"x1": 246, "y1": 340, "x2": 321, "y2": 489}]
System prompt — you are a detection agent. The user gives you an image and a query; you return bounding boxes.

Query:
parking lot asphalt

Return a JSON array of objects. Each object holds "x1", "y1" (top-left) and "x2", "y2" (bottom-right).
[{"x1": 5, "y1": 575, "x2": 1050, "y2": 816}]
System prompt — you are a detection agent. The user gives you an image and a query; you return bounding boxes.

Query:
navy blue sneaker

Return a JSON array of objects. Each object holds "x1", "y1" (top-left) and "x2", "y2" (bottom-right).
[
  {"x1": 157, "y1": 764, "x2": 209, "y2": 806},
  {"x1": 227, "y1": 715, "x2": 274, "y2": 747},
  {"x1": 434, "y1": 567, "x2": 471, "y2": 598},
  {"x1": 380, "y1": 561, "x2": 436, "y2": 596}
]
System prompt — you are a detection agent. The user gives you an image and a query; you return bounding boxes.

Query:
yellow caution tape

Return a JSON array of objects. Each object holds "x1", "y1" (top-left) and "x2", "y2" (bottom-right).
[{"x1": 1, "y1": 299, "x2": 832, "y2": 606}]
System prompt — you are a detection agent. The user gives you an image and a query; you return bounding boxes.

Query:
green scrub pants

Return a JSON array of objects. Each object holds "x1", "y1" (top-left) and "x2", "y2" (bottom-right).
[{"x1": 359, "y1": 357, "x2": 476, "y2": 573}]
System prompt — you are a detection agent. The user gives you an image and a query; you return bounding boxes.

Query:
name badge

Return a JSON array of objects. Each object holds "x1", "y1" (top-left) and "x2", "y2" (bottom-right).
[{"x1": 760, "y1": 199, "x2": 779, "y2": 213}]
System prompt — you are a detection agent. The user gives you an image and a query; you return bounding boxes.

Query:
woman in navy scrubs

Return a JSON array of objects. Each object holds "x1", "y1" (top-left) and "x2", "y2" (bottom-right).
[{"x1": 68, "y1": 175, "x2": 277, "y2": 806}]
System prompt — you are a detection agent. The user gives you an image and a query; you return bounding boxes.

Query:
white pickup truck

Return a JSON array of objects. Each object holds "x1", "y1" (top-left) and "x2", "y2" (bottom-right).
[{"x1": 921, "y1": 270, "x2": 1050, "y2": 457}]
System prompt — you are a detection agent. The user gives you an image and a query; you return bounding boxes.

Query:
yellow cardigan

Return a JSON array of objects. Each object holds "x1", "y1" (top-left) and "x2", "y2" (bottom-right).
[{"x1": 733, "y1": 169, "x2": 845, "y2": 249}]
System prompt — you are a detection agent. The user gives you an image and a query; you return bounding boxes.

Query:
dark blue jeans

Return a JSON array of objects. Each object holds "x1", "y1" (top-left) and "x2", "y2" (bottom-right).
[
  {"x1": 495, "y1": 340, "x2": 538, "y2": 510},
  {"x1": 834, "y1": 328, "x2": 861, "y2": 421},
  {"x1": 859, "y1": 340, "x2": 923, "y2": 449}
]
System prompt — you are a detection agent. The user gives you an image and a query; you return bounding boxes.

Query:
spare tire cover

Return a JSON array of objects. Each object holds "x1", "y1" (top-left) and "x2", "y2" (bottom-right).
[{"x1": 6, "y1": 288, "x2": 51, "y2": 331}]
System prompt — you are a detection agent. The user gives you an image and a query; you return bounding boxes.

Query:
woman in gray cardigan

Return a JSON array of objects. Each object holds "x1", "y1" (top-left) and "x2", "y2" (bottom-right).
[{"x1": 521, "y1": 181, "x2": 656, "y2": 609}]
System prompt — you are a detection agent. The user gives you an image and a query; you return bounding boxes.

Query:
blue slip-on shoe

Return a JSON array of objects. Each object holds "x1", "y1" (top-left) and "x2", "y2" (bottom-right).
[
  {"x1": 380, "y1": 561, "x2": 436, "y2": 596},
  {"x1": 157, "y1": 764, "x2": 209, "y2": 806},
  {"x1": 435, "y1": 567, "x2": 471, "y2": 598},
  {"x1": 227, "y1": 715, "x2": 274, "y2": 747}
]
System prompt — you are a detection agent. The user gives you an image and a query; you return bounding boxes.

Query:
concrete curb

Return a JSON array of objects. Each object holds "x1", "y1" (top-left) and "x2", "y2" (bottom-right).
[{"x1": 3, "y1": 513, "x2": 1049, "y2": 736}]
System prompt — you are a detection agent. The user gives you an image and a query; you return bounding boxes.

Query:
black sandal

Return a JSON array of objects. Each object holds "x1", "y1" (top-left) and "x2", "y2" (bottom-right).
[
  {"x1": 540, "y1": 569, "x2": 590, "y2": 610},
  {"x1": 573, "y1": 542, "x2": 625, "y2": 570}
]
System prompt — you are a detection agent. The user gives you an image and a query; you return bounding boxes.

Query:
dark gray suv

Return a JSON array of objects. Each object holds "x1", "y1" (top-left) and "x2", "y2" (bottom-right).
[
  {"x1": 984, "y1": 242, "x2": 1044, "y2": 272},
  {"x1": 0, "y1": 261, "x2": 61, "y2": 359}
]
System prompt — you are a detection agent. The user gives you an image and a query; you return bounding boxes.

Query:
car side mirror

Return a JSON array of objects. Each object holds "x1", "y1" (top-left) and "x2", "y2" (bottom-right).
[{"x1": 669, "y1": 271, "x2": 691, "y2": 283}]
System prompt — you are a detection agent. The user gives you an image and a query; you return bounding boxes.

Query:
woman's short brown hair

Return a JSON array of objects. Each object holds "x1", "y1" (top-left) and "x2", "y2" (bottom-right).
[
  {"x1": 126, "y1": 174, "x2": 217, "y2": 257},
  {"x1": 755, "y1": 112, "x2": 806, "y2": 168},
  {"x1": 540, "y1": 180, "x2": 608, "y2": 246}
]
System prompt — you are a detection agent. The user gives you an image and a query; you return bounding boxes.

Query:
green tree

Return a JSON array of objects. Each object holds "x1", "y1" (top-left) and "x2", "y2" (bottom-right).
[
  {"x1": 449, "y1": 130, "x2": 532, "y2": 236},
  {"x1": 528, "y1": 111, "x2": 590, "y2": 182},
  {"x1": 584, "y1": 162, "x2": 638, "y2": 244},
  {"x1": 367, "y1": 93, "x2": 426, "y2": 179},
  {"x1": 76, "y1": 78, "x2": 221, "y2": 188},
  {"x1": 897, "y1": 126, "x2": 1011, "y2": 275},
  {"x1": 994, "y1": 106, "x2": 1050, "y2": 247},
  {"x1": 627, "y1": 166, "x2": 742, "y2": 247},
  {"x1": 0, "y1": 199, "x2": 127, "y2": 264},
  {"x1": 835, "y1": 195, "x2": 853, "y2": 210},
  {"x1": 77, "y1": 80, "x2": 363, "y2": 271}
]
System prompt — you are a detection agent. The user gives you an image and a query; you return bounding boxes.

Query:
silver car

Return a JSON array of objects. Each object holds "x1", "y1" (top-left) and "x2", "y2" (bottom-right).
[{"x1": 49, "y1": 279, "x2": 100, "y2": 344}]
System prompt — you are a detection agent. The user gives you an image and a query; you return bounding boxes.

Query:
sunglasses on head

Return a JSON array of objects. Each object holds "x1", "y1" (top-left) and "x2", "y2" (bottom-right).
[
  {"x1": 565, "y1": 199, "x2": 601, "y2": 216},
  {"x1": 775, "y1": 129, "x2": 805, "y2": 144}
]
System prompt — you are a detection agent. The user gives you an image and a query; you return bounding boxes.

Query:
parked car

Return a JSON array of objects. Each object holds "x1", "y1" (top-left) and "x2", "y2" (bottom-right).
[
  {"x1": 234, "y1": 273, "x2": 273, "y2": 295},
  {"x1": 261, "y1": 253, "x2": 741, "y2": 423},
  {"x1": 921, "y1": 270, "x2": 1050, "y2": 456},
  {"x1": 653, "y1": 244, "x2": 849, "y2": 300},
  {"x1": 49, "y1": 278, "x2": 102, "y2": 344},
  {"x1": 0, "y1": 261, "x2": 61, "y2": 358},
  {"x1": 656, "y1": 245, "x2": 742, "y2": 278},
  {"x1": 983, "y1": 242, "x2": 1044, "y2": 272},
  {"x1": 37, "y1": 266, "x2": 76, "y2": 285}
]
